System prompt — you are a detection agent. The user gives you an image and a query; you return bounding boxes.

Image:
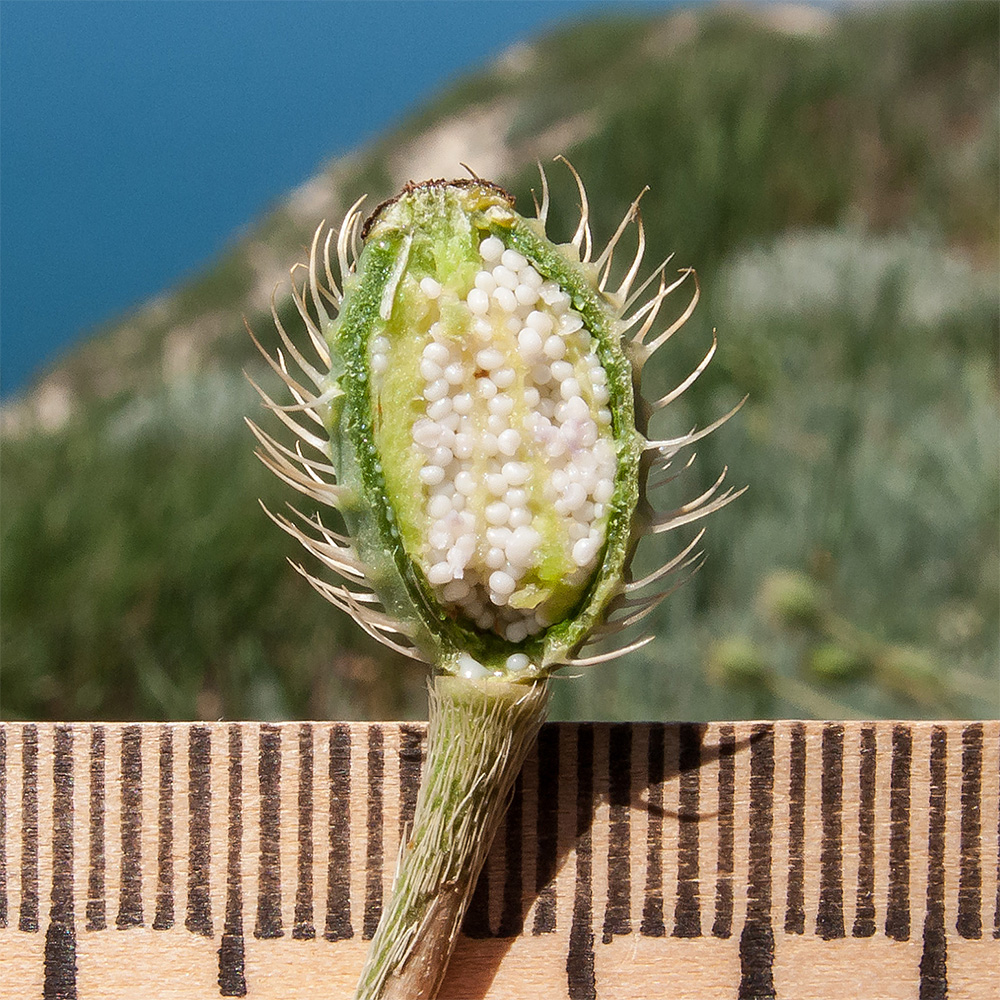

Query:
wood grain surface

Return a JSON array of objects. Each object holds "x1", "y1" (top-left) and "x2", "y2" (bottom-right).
[{"x1": 0, "y1": 721, "x2": 996, "y2": 999}]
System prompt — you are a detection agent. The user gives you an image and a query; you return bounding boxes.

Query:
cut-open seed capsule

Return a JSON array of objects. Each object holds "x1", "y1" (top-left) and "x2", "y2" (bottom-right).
[
  {"x1": 250, "y1": 165, "x2": 743, "y2": 682},
  {"x1": 250, "y1": 162, "x2": 743, "y2": 1000}
]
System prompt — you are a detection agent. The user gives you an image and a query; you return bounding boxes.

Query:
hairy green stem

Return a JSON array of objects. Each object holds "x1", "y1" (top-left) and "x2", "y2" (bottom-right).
[{"x1": 353, "y1": 673, "x2": 549, "y2": 1000}]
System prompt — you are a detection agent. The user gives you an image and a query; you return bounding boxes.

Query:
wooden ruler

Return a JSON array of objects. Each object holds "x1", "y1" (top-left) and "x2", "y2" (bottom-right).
[{"x1": 0, "y1": 721, "x2": 997, "y2": 999}]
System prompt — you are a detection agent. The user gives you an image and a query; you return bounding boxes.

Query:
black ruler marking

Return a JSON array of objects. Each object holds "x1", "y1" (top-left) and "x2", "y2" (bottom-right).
[
  {"x1": 673, "y1": 722, "x2": 703, "y2": 939},
  {"x1": 186, "y1": 725, "x2": 213, "y2": 937},
  {"x1": 219, "y1": 724, "x2": 247, "y2": 997},
  {"x1": 784, "y1": 721, "x2": 806, "y2": 935},
  {"x1": 816, "y1": 723, "x2": 845, "y2": 940},
  {"x1": 853, "y1": 725, "x2": 877, "y2": 938},
  {"x1": 116, "y1": 725, "x2": 143, "y2": 929},
  {"x1": 712, "y1": 724, "x2": 736, "y2": 940},
  {"x1": 640, "y1": 722, "x2": 665, "y2": 937},
  {"x1": 918, "y1": 726, "x2": 948, "y2": 1000},
  {"x1": 995, "y1": 724, "x2": 1000, "y2": 941},
  {"x1": 886, "y1": 724, "x2": 912, "y2": 941},
  {"x1": 293, "y1": 723, "x2": 315, "y2": 940},
  {"x1": 255, "y1": 724, "x2": 283, "y2": 940},
  {"x1": 602, "y1": 722, "x2": 631, "y2": 944},
  {"x1": 532, "y1": 723, "x2": 560, "y2": 936},
  {"x1": 957, "y1": 722, "x2": 983, "y2": 940},
  {"x1": 19, "y1": 723, "x2": 39, "y2": 933},
  {"x1": 0, "y1": 726, "x2": 7, "y2": 929},
  {"x1": 497, "y1": 769, "x2": 525, "y2": 938},
  {"x1": 153, "y1": 726, "x2": 174, "y2": 930},
  {"x1": 738, "y1": 723, "x2": 776, "y2": 1000},
  {"x1": 398, "y1": 724, "x2": 423, "y2": 839},
  {"x1": 86, "y1": 725, "x2": 106, "y2": 932},
  {"x1": 325, "y1": 724, "x2": 353, "y2": 941},
  {"x1": 362, "y1": 726, "x2": 384, "y2": 941},
  {"x1": 43, "y1": 725, "x2": 77, "y2": 1000},
  {"x1": 567, "y1": 724, "x2": 596, "y2": 1000}
]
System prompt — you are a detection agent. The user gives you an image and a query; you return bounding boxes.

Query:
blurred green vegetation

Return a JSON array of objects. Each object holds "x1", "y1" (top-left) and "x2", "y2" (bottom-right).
[{"x1": 2, "y1": 1, "x2": 997, "y2": 722}]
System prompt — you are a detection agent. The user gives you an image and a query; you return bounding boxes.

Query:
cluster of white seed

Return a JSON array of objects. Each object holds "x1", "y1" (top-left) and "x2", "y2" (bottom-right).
[{"x1": 373, "y1": 234, "x2": 617, "y2": 643}]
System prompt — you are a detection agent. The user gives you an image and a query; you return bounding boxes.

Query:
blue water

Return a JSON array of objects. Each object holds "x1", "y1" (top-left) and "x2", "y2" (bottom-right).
[{"x1": 0, "y1": 0, "x2": 675, "y2": 399}]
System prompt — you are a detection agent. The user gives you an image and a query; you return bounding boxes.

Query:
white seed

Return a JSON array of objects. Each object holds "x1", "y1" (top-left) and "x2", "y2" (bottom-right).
[
  {"x1": 550, "y1": 360, "x2": 573, "y2": 381},
  {"x1": 492, "y1": 367, "x2": 516, "y2": 389},
  {"x1": 479, "y1": 235, "x2": 504, "y2": 261},
  {"x1": 474, "y1": 270, "x2": 497, "y2": 294},
  {"x1": 442, "y1": 579, "x2": 470, "y2": 602},
  {"x1": 593, "y1": 477, "x2": 614, "y2": 503},
  {"x1": 477, "y1": 377, "x2": 498, "y2": 399},
  {"x1": 500, "y1": 248, "x2": 527, "y2": 272},
  {"x1": 485, "y1": 501, "x2": 510, "y2": 525},
  {"x1": 430, "y1": 446, "x2": 453, "y2": 468},
  {"x1": 543, "y1": 335, "x2": 566, "y2": 360},
  {"x1": 488, "y1": 393, "x2": 514, "y2": 416},
  {"x1": 497, "y1": 429, "x2": 521, "y2": 455},
  {"x1": 486, "y1": 473, "x2": 507, "y2": 496},
  {"x1": 517, "y1": 327, "x2": 543, "y2": 359},
  {"x1": 453, "y1": 392, "x2": 473, "y2": 415},
  {"x1": 420, "y1": 276, "x2": 442, "y2": 298},
  {"x1": 455, "y1": 470, "x2": 476, "y2": 495},
  {"x1": 424, "y1": 378, "x2": 448, "y2": 402},
  {"x1": 489, "y1": 570, "x2": 517, "y2": 597},
  {"x1": 423, "y1": 341, "x2": 450, "y2": 365},
  {"x1": 481, "y1": 433, "x2": 499, "y2": 456},
  {"x1": 597, "y1": 407, "x2": 613, "y2": 425},
  {"x1": 520, "y1": 266, "x2": 543, "y2": 289},
  {"x1": 443, "y1": 362, "x2": 465, "y2": 385},
  {"x1": 412, "y1": 419, "x2": 440, "y2": 448},
  {"x1": 467, "y1": 287, "x2": 490, "y2": 315},
  {"x1": 593, "y1": 384, "x2": 610, "y2": 405},
  {"x1": 505, "y1": 652, "x2": 531, "y2": 671},
  {"x1": 426, "y1": 397, "x2": 452, "y2": 421},
  {"x1": 531, "y1": 363, "x2": 552, "y2": 384},
  {"x1": 428, "y1": 495, "x2": 452, "y2": 518},
  {"x1": 428, "y1": 562, "x2": 453, "y2": 585},
  {"x1": 561, "y1": 378, "x2": 582, "y2": 401},
  {"x1": 419, "y1": 465, "x2": 445, "y2": 486},
  {"x1": 502, "y1": 461, "x2": 530, "y2": 486},
  {"x1": 515, "y1": 283, "x2": 539, "y2": 306},
  {"x1": 486, "y1": 547, "x2": 506, "y2": 570},
  {"x1": 492, "y1": 264, "x2": 518, "y2": 290},
  {"x1": 371, "y1": 354, "x2": 388, "y2": 374},
  {"x1": 487, "y1": 526, "x2": 512, "y2": 548},
  {"x1": 505, "y1": 621, "x2": 530, "y2": 643},
  {"x1": 487, "y1": 413, "x2": 506, "y2": 435},
  {"x1": 420, "y1": 358, "x2": 443, "y2": 380},
  {"x1": 523, "y1": 387, "x2": 540, "y2": 409},
  {"x1": 506, "y1": 525, "x2": 541, "y2": 566},
  {"x1": 526, "y1": 310, "x2": 553, "y2": 335},
  {"x1": 474, "y1": 348, "x2": 501, "y2": 370},
  {"x1": 504, "y1": 488, "x2": 528, "y2": 508},
  {"x1": 563, "y1": 482, "x2": 587, "y2": 511},
  {"x1": 572, "y1": 536, "x2": 601, "y2": 567},
  {"x1": 560, "y1": 311, "x2": 584, "y2": 334},
  {"x1": 494, "y1": 287, "x2": 517, "y2": 313},
  {"x1": 508, "y1": 506, "x2": 532, "y2": 528}
]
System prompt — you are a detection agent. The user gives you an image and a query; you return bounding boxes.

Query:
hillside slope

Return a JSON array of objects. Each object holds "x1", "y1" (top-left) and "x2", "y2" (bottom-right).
[{"x1": 2, "y1": 1, "x2": 997, "y2": 722}]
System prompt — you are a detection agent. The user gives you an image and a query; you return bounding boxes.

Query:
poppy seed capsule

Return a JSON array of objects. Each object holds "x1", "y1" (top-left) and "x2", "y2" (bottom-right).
[
  {"x1": 250, "y1": 165, "x2": 743, "y2": 682},
  {"x1": 249, "y1": 163, "x2": 743, "y2": 1000},
  {"x1": 327, "y1": 178, "x2": 642, "y2": 675}
]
